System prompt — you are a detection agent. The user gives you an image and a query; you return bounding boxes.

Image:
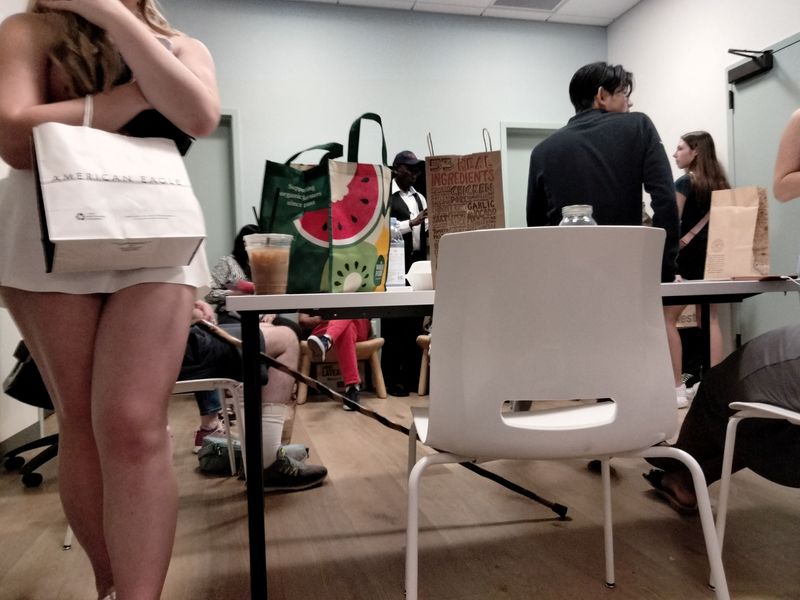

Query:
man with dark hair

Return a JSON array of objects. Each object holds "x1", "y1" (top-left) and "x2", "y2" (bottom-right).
[{"x1": 527, "y1": 61, "x2": 679, "y2": 283}]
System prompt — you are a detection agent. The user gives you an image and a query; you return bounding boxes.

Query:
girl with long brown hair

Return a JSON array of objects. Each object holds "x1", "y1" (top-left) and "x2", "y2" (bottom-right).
[
  {"x1": 0, "y1": 1, "x2": 220, "y2": 598},
  {"x1": 664, "y1": 131, "x2": 730, "y2": 408}
]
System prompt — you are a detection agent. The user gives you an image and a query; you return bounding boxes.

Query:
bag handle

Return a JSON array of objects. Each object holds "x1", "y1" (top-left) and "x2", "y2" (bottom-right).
[
  {"x1": 482, "y1": 128, "x2": 493, "y2": 152},
  {"x1": 284, "y1": 143, "x2": 343, "y2": 166},
  {"x1": 347, "y1": 113, "x2": 388, "y2": 165}
]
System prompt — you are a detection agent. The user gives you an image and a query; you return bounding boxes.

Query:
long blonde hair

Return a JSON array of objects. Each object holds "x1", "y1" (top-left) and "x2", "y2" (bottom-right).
[{"x1": 28, "y1": 0, "x2": 175, "y2": 97}]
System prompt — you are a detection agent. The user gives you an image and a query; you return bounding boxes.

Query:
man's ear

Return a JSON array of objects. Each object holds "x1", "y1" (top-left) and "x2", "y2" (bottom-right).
[{"x1": 593, "y1": 86, "x2": 608, "y2": 110}]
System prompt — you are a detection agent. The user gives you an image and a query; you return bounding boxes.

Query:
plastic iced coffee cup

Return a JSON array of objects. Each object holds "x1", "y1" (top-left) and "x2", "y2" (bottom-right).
[{"x1": 244, "y1": 233, "x2": 293, "y2": 295}]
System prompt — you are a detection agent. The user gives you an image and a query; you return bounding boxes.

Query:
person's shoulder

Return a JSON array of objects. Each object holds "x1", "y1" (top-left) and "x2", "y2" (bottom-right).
[
  {"x1": 0, "y1": 11, "x2": 60, "y2": 46},
  {"x1": 169, "y1": 30, "x2": 213, "y2": 59}
]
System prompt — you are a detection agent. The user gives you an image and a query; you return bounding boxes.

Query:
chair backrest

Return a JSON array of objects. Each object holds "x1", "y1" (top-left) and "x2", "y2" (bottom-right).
[{"x1": 427, "y1": 226, "x2": 676, "y2": 459}]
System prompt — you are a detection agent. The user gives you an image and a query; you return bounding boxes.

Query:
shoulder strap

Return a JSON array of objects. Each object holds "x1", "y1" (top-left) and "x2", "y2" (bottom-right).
[{"x1": 679, "y1": 212, "x2": 710, "y2": 249}]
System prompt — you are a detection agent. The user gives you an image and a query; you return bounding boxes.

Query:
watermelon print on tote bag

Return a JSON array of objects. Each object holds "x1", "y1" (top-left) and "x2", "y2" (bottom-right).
[{"x1": 260, "y1": 114, "x2": 392, "y2": 293}]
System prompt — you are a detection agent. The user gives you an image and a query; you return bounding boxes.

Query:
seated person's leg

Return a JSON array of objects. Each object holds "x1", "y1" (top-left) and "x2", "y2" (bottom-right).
[
  {"x1": 259, "y1": 322, "x2": 327, "y2": 492},
  {"x1": 192, "y1": 390, "x2": 225, "y2": 452},
  {"x1": 644, "y1": 324, "x2": 800, "y2": 512}
]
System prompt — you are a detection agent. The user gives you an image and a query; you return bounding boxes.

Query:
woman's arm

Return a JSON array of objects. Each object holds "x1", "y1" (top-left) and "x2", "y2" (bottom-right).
[
  {"x1": 774, "y1": 109, "x2": 800, "y2": 202},
  {"x1": 38, "y1": 0, "x2": 220, "y2": 137},
  {"x1": 0, "y1": 13, "x2": 149, "y2": 168},
  {"x1": 675, "y1": 191, "x2": 687, "y2": 219}
]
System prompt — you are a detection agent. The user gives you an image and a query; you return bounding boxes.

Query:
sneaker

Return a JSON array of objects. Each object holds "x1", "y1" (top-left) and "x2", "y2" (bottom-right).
[
  {"x1": 675, "y1": 384, "x2": 689, "y2": 409},
  {"x1": 264, "y1": 446, "x2": 327, "y2": 493},
  {"x1": 193, "y1": 423, "x2": 227, "y2": 453},
  {"x1": 307, "y1": 334, "x2": 331, "y2": 362},
  {"x1": 686, "y1": 381, "x2": 700, "y2": 402},
  {"x1": 343, "y1": 384, "x2": 360, "y2": 411}
]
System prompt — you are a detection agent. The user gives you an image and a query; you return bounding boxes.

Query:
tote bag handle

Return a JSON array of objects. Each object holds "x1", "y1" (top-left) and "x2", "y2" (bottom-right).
[
  {"x1": 347, "y1": 113, "x2": 388, "y2": 165},
  {"x1": 285, "y1": 142, "x2": 343, "y2": 165}
]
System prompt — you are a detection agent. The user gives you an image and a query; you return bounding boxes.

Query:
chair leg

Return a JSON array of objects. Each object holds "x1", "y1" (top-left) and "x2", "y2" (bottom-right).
[
  {"x1": 232, "y1": 385, "x2": 247, "y2": 480},
  {"x1": 408, "y1": 421, "x2": 418, "y2": 478},
  {"x1": 712, "y1": 416, "x2": 742, "y2": 588},
  {"x1": 369, "y1": 352, "x2": 387, "y2": 398},
  {"x1": 601, "y1": 459, "x2": 615, "y2": 588},
  {"x1": 296, "y1": 353, "x2": 311, "y2": 405},
  {"x1": 417, "y1": 350, "x2": 429, "y2": 396},
  {"x1": 640, "y1": 446, "x2": 730, "y2": 600},
  {"x1": 219, "y1": 386, "x2": 237, "y2": 476},
  {"x1": 406, "y1": 452, "x2": 462, "y2": 600},
  {"x1": 63, "y1": 525, "x2": 73, "y2": 551}
]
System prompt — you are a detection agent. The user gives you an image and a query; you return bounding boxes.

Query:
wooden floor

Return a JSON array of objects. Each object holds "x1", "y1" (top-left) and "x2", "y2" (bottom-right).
[{"x1": 1, "y1": 391, "x2": 799, "y2": 599}]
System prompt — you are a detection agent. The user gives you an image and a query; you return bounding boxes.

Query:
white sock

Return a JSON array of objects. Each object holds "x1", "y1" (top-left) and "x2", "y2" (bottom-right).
[{"x1": 262, "y1": 403, "x2": 286, "y2": 469}]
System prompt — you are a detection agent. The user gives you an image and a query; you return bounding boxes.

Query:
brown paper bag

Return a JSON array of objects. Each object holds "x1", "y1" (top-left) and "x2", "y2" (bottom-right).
[
  {"x1": 703, "y1": 186, "x2": 769, "y2": 279},
  {"x1": 425, "y1": 150, "x2": 505, "y2": 278}
]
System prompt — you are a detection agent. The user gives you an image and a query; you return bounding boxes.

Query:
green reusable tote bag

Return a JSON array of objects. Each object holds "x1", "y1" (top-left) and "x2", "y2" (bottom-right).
[
  {"x1": 260, "y1": 114, "x2": 392, "y2": 293},
  {"x1": 259, "y1": 143, "x2": 342, "y2": 293}
]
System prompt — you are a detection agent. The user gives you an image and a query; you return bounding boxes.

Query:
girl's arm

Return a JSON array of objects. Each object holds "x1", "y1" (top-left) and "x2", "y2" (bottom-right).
[{"x1": 0, "y1": 14, "x2": 149, "y2": 169}]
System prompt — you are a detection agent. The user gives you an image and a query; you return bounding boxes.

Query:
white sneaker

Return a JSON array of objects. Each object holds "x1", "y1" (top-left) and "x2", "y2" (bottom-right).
[
  {"x1": 676, "y1": 384, "x2": 689, "y2": 409},
  {"x1": 686, "y1": 381, "x2": 700, "y2": 401}
]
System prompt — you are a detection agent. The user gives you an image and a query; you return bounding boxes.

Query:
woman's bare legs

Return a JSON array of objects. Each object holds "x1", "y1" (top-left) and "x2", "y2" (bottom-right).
[
  {"x1": 1, "y1": 283, "x2": 194, "y2": 600},
  {"x1": 1, "y1": 288, "x2": 112, "y2": 596},
  {"x1": 663, "y1": 304, "x2": 685, "y2": 386},
  {"x1": 92, "y1": 283, "x2": 194, "y2": 599},
  {"x1": 706, "y1": 304, "x2": 723, "y2": 367}
]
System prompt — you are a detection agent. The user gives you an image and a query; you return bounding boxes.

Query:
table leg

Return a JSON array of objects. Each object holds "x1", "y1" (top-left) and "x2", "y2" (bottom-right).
[
  {"x1": 241, "y1": 311, "x2": 267, "y2": 599},
  {"x1": 699, "y1": 303, "x2": 711, "y2": 377}
]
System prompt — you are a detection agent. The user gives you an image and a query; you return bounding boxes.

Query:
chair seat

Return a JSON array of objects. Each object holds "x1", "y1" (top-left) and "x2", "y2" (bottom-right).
[{"x1": 728, "y1": 401, "x2": 800, "y2": 424}]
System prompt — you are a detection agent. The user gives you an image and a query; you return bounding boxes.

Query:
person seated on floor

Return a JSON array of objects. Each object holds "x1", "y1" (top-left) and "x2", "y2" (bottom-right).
[
  {"x1": 642, "y1": 323, "x2": 800, "y2": 514},
  {"x1": 299, "y1": 313, "x2": 371, "y2": 410},
  {"x1": 181, "y1": 300, "x2": 327, "y2": 493}
]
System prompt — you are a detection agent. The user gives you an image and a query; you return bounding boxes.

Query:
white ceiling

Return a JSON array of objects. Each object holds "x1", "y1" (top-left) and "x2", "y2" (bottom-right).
[{"x1": 284, "y1": 0, "x2": 643, "y2": 26}]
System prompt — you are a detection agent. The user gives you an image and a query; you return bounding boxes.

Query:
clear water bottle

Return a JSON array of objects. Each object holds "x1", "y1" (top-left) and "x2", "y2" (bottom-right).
[
  {"x1": 386, "y1": 217, "x2": 406, "y2": 289},
  {"x1": 559, "y1": 204, "x2": 597, "y2": 226}
]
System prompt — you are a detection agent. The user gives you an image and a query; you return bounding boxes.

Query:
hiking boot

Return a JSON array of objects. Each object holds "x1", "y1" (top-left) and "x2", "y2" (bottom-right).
[
  {"x1": 307, "y1": 334, "x2": 331, "y2": 361},
  {"x1": 264, "y1": 446, "x2": 327, "y2": 493},
  {"x1": 193, "y1": 422, "x2": 227, "y2": 453},
  {"x1": 343, "y1": 385, "x2": 360, "y2": 411}
]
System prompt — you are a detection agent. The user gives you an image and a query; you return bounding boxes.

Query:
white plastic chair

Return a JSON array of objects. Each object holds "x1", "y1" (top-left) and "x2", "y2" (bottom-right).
[
  {"x1": 406, "y1": 226, "x2": 729, "y2": 600},
  {"x1": 172, "y1": 378, "x2": 246, "y2": 477},
  {"x1": 715, "y1": 401, "x2": 800, "y2": 560}
]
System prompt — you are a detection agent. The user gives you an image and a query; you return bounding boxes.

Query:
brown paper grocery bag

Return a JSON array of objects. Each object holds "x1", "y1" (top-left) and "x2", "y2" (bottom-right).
[
  {"x1": 425, "y1": 150, "x2": 505, "y2": 278},
  {"x1": 703, "y1": 186, "x2": 769, "y2": 279}
]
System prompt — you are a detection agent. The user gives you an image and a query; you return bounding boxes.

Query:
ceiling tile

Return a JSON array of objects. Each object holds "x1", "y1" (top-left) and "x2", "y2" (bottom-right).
[{"x1": 556, "y1": 0, "x2": 641, "y2": 20}]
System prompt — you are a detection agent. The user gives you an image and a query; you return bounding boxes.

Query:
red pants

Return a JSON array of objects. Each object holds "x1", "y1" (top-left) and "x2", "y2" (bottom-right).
[{"x1": 311, "y1": 319, "x2": 371, "y2": 386}]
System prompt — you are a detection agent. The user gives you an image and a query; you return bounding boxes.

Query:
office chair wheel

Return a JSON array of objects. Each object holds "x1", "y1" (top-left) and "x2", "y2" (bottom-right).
[
  {"x1": 22, "y1": 472, "x2": 43, "y2": 487},
  {"x1": 4, "y1": 455, "x2": 25, "y2": 471}
]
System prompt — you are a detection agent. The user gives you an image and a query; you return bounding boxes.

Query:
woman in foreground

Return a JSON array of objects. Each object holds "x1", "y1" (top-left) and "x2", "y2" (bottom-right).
[{"x1": 0, "y1": 1, "x2": 220, "y2": 598}]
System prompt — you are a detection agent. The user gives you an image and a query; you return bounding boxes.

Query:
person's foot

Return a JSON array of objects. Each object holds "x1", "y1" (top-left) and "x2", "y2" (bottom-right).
[
  {"x1": 675, "y1": 384, "x2": 689, "y2": 409},
  {"x1": 264, "y1": 446, "x2": 327, "y2": 493},
  {"x1": 642, "y1": 469, "x2": 698, "y2": 515},
  {"x1": 193, "y1": 422, "x2": 227, "y2": 453},
  {"x1": 387, "y1": 382, "x2": 409, "y2": 397},
  {"x1": 343, "y1": 384, "x2": 360, "y2": 411},
  {"x1": 307, "y1": 334, "x2": 331, "y2": 361}
]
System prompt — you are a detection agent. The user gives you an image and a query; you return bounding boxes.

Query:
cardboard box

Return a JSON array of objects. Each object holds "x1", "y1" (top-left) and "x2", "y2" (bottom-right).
[{"x1": 312, "y1": 361, "x2": 366, "y2": 394}]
